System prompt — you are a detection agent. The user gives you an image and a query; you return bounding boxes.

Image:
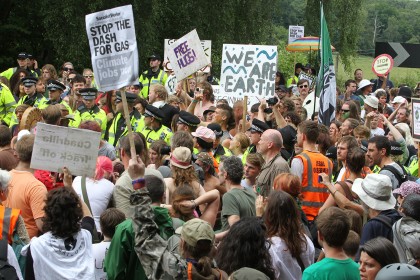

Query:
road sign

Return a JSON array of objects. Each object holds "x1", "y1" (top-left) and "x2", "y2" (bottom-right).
[
  {"x1": 375, "y1": 42, "x2": 420, "y2": 68},
  {"x1": 372, "y1": 54, "x2": 394, "y2": 76}
]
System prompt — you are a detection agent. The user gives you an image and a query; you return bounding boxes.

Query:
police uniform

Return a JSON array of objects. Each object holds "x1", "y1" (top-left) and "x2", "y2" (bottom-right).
[
  {"x1": 0, "y1": 83, "x2": 17, "y2": 126},
  {"x1": 9, "y1": 77, "x2": 47, "y2": 128},
  {"x1": 242, "y1": 119, "x2": 270, "y2": 164},
  {"x1": 207, "y1": 123, "x2": 232, "y2": 164},
  {"x1": 141, "y1": 104, "x2": 172, "y2": 148},
  {"x1": 44, "y1": 80, "x2": 73, "y2": 113},
  {"x1": 0, "y1": 53, "x2": 38, "y2": 80},
  {"x1": 138, "y1": 54, "x2": 168, "y2": 99},
  {"x1": 108, "y1": 92, "x2": 144, "y2": 147},
  {"x1": 178, "y1": 111, "x2": 200, "y2": 131},
  {"x1": 70, "y1": 88, "x2": 107, "y2": 138}
]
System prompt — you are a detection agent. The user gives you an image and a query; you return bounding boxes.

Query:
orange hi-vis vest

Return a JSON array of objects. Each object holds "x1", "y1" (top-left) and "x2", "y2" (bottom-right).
[
  {"x1": 0, "y1": 205, "x2": 20, "y2": 244},
  {"x1": 296, "y1": 151, "x2": 332, "y2": 221}
]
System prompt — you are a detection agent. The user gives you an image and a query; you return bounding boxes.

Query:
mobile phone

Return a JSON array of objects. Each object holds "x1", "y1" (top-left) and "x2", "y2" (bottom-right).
[
  {"x1": 196, "y1": 87, "x2": 200, "y2": 92},
  {"x1": 318, "y1": 175, "x2": 323, "y2": 183}
]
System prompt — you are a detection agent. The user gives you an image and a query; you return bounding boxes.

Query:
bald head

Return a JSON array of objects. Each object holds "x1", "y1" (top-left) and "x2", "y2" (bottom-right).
[{"x1": 262, "y1": 129, "x2": 283, "y2": 150}]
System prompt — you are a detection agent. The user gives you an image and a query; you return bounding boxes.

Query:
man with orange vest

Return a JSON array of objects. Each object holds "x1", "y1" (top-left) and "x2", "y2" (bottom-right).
[
  {"x1": 291, "y1": 120, "x2": 332, "y2": 223},
  {"x1": 0, "y1": 205, "x2": 20, "y2": 244}
]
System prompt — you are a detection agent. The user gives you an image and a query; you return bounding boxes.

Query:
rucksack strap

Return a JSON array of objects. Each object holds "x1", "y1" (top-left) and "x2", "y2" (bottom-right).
[
  {"x1": 336, "y1": 181, "x2": 353, "y2": 201},
  {"x1": 381, "y1": 164, "x2": 406, "y2": 185},
  {"x1": 0, "y1": 239, "x2": 8, "y2": 262},
  {"x1": 371, "y1": 215, "x2": 393, "y2": 229}
]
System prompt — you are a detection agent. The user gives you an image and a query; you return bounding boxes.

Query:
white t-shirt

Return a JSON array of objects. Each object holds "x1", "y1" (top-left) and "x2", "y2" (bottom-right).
[
  {"x1": 92, "y1": 241, "x2": 110, "y2": 280},
  {"x1": 7, "y1": 244, "x2": 23, "y2": 280},
  {"x1": 269, "y1": 235, "x2": 315, "y2": 280},
  {"x1": 29, "y1": 229, "x2": 94, "y2": 280},
  {"x1": 73, "y1": 177, "x2": 115, "y2": 232}
]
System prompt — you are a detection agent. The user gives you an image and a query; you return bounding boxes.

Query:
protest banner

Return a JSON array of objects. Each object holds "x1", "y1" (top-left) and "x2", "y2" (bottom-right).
[
  {"x1": 372, "y1": 54, "x2": 394, "y2": 77},
  {"x1": 298, "y1": 72, "x2": 316, "y2": 88},
  {"x1": 164, "y1": 39, "x2": 211, "y2": 72},
  {"x1": 31, "y1": 123, "x2": 101, "y2": 177},
  {"x1": 219, "y1": 44, "x2": 278, "y2": 99},
  {"x1": 166, "y1": 29, "x2": 209, "y2": 81},
  {"x1": 412, "y1": 98, "x2": 420, "y2": 141},
  {"x1": 288, "y1": 25, "x2": 304, "y2": 45},
  {"x1": 213, "y1": 85, "x2": 257, "y2": 107},
  {"x1": 85, "y1": 5, "x2": 139, "y2": 92}
]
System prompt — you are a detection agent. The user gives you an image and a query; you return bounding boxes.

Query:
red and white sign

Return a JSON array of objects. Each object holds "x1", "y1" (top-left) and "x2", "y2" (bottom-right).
[{"x1": 372, "y1": 54, "x2": 394, "y2": 76}]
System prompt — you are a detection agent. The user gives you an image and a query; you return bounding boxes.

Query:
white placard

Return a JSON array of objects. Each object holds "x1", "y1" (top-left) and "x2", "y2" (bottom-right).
[
  {"x1": 31, "y1": 123, "x2": 101, "y2": 177},
  {"x1": 288, "y1": 25, "x2": 304, "y2": 45},
  {"x1": 166, "y1": 29, "x2": 209, "y2": 81},
  {"x1": 219, "y1": 44, "x2": 277, "y2": 99},
  {"x1": 412, "y1": 98, "x2": 420, "y2": 141},
  {"x1": 85, "y1": 5, "x2": 139, "y2": 91},
  {"x1": 164, "y1": 39, "x2": 211, "y2": 72}
]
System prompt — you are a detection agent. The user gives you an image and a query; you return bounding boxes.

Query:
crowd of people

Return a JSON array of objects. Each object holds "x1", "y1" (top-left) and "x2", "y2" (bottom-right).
[{"x1": 0, "y1": 53, "x2": 420, "y2": 280}]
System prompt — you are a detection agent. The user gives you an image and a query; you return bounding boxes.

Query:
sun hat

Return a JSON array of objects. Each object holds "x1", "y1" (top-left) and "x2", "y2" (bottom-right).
[
  {"x1": 191, "y1": 126, "x2": 216, "y2": 143},
  {"x1": 230, "y1": 267, "x2": 270, "y2": 280},
  {"x1": 175, "y1": 218, "x2": 214, "y2": 247},
  {"x1": 391, "y1": 96, "x2": 407, "y2": 104},
  {"x1": 170, "y1": 147, "x2": 192, "y2": 169},
  {"x1": 352, "y1": 173, "x2": 396, "y2": 211},
  {"x1": 393, "y1": 181, "x2": 420, "y2": 198},
  {"x1": 358, "y1": 79, "x2": 374, "y2": 90},
  {"x1": 364, "y1": 95, "x2": 379, "y2": 109}
]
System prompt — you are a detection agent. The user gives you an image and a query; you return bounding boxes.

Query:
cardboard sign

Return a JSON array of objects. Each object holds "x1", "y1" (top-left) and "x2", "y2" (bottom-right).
[
  {"x1": 298, "y1": 72, "x2": 316, "y2": 88},
  {"x1": 164, "y1": 39, "x2": 211, "y2": 72},
  {"x1": 85, "y1": 5, "x2": 139, "y2": 91},
  {"x1": 412, "y1": 98, "x2": 420, "y2": 141},
  {"x1": 372, "y1": 54, "x2": 394, "y2": 77},
  {"x1": 212, "y1": 85, "x2": 254, "y2": 107},
  {"x1": 31, "y1": 123, "x2": 101, "y2": 177},
  {"x1": 219, "y1": 44, "x2": 277, "y2": 99},
  {"x1": 166, "y1": 29, "x2": 209, "y2": 81},
  {"x1": 288, "y1": 25, "x2": 304, "y2": 45}
]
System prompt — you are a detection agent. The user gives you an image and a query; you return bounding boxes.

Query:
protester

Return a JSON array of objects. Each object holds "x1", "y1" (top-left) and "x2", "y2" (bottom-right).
[
  {"x1": 359, "y1": 237, "x2": 400, "y2": 280},
  {"x1": 264, "y1": 190, "x2": 315, "y2": 279},
  {"x1": 215, "y1": 217, "x2": 276, "y2": 279}
]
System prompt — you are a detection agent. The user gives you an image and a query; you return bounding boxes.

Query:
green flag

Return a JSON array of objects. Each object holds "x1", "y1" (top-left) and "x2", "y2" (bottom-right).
[{"x1": 316, "y1": 3, "x2": 336, "y2": 126}]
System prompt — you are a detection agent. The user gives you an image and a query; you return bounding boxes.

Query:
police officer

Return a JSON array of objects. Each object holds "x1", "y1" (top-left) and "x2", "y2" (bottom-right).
[
  {"x1": 108, "y1": 91, "x2": 144, "y2": 147},
  {"x1": 141, "y1": 104, "x2": 172, "y2": 148},
  {"x1": 138, "y1": 54, "x2": 168, "y2": 99},
  {"x1": 71, "y1": 88, "x2": 107, "y2": 138},
  {"x1": 243, "y1": 118, "x2": 270, "y2": 161},
  {"x1": 177, "y1": 111, "x2": 200, "y2": 133},
  {"x1": 0, "y1": 52, "x2": 37, "y2": 80},
  {"x1": 207, "y1": 123, "x2": 232, "y2": 164},
  {"x1": 9, "y1": 76, "x2": 48, "y2": 128},
  {"x1": 0, "y1": 82, "x2": 16, "y2": 126},
  {"x1": 45, "y1": 80, "x2": 72, "y2": 113}
]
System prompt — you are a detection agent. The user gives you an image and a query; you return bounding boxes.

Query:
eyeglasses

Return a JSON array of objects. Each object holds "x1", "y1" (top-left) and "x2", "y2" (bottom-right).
[
  {"x1": 84, "y1": 75, "x2": 93, "y2": 78},
  {"x1": 63, "y1": 67, "x2": 73, "y2": 71},
  {"x1": 299, "y1": 85, "x2": 308, "y2": 89}
]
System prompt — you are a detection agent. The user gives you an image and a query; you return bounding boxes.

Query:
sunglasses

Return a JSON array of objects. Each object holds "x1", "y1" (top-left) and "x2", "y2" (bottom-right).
[
  {"x1": 63, "y1": 67, "x2": 73, "y2": 71},
  {"x1": 299, "y1": 85, "x2": 308, "y2": 89},
  {"x1": 342, "y1": 109, "x2": 350, "y2": 113},
  {"x1": 84, "y1": 75, "x2": 93, "y2": 78}
]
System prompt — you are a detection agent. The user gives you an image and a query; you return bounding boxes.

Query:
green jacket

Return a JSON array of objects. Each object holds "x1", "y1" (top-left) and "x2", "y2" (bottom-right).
[
  {"x1": 107, "y1": 110, "x2": 144, "y2": 146},
  {"x1": 104, "y1": 207, "x2": 175, "y2": 280},
  {"x1": 70, "y1": 105, "x2": 107, "y2": 138},
  {"x1": 138, "y1": 69, "x2": 167, "y2": 99},
  {"x1": 0, "y1": 83, "x2": 16, "y2": 126}
]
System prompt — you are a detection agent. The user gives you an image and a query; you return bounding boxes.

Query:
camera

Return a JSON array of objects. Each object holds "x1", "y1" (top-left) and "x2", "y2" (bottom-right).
[
  {"x1": 263, "y1": 108, "x2": 273, "y2": 114},
  {"x1": 267, "y1": 97, "x2": 278, "y2": 106}
]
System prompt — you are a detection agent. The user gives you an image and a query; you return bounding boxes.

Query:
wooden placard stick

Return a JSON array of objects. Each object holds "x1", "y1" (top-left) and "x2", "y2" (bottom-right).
[
  {"x1": 120, "y1": 91, "x2": 136, "y2": 160},
  {"x1": 242, "y1": 96, "x2": 248, "y2": 133}
]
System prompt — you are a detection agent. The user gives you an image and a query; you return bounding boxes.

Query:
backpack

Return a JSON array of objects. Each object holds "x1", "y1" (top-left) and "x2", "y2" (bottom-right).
[
  {"x1": 392, "y1": 217, "x2": 420, "y2": 268},
  {"x1": 381, "y1": 162, "x2": 417, "y2": 186},
  {"x1": 0, "y1": 239, "x2": 19, "y2": 280}
]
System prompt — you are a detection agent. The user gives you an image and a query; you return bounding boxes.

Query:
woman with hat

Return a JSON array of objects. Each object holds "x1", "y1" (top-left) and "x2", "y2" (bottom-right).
[
  {"x1": 164, "y1": 147, "x2": 205, "y2": 205},
  {"x1": 393, "y1": 181, "x2": 420, "y2": 211}
]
